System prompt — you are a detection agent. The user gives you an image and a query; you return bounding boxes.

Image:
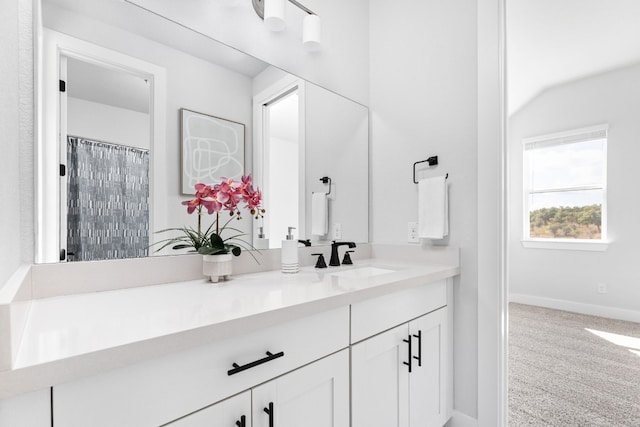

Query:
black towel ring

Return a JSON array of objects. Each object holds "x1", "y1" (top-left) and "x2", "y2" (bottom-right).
[
  {"x1": 320, "y1": 176, "x2": 332, "y2": 195},
  {"x1": 413, "y1": 156, "x2": 448, "y2": 184}
]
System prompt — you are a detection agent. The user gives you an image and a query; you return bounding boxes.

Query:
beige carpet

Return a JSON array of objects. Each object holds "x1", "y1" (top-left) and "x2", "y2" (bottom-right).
[{"x1": 509, "y1": 303, "x2": 640, "y2": 426}]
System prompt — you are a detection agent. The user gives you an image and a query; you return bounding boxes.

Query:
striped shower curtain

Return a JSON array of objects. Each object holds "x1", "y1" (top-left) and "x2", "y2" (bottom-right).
[{"x1": 67, "y1": 136, "x2": 149, "y2": 261}]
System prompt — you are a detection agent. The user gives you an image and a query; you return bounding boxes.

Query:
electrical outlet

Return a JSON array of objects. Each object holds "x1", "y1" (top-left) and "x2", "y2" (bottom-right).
[
  {"x1": 597, "y1": 283, "x2": 607, "y2": 294},
  {"x1": 408, "y1": 222, "x2": 419, "y2": 243},
  {"x1": 333, "y1": 223, "x2": 342, "y2": 240}
]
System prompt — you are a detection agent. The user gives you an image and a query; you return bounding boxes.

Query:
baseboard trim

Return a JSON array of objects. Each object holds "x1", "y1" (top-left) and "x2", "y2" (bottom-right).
[
  {"x1": 445, "y1": 410, "x2": 478, "y2": 427},
  {"x1": 509, "y1": 294, "x2": 640, "y2": 323}
]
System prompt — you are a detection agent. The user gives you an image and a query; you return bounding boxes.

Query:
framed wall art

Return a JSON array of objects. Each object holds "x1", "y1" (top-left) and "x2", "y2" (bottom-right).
[{"x1": 180, "y1": 108, "x2": 245, "y2": 194}]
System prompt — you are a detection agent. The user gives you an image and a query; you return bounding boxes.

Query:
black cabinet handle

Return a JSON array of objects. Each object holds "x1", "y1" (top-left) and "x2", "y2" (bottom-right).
[
  {"x1": 227, "y1": 351, "x2": 285, "y2": 376},
  {"x1": 413, "y1": 330, "x2": 422, "y2": 367},
  {"x1": 403, "y1": 335, "x2": 412, "y2": 373},
  {"x1": 264, "y1": 402, "x2": 274, "y2": 427},
  {"x1": 235, "y1": 415, "x2": 246, "y2": 427}
]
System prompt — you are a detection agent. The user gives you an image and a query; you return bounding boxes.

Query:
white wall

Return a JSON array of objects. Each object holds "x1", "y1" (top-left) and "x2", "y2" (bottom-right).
[
  {"x1": 369, "y1": 0, "x2": 478, "y2": 420},
  {"x1": 67, "y1": 97, "x2": 150, "y2": 149},
  {"x1": 509, "y1": 63, "x2": 640, "y2": 319},
  {"x1": 252, "y1": 66, "x2": 292, "y2": 97},
  {"x1": 0, "y1": 0, "x2": 33, "y2": 286},
  {"x1": 0, "y1": 0, "x2": 21, "y2": 286}
]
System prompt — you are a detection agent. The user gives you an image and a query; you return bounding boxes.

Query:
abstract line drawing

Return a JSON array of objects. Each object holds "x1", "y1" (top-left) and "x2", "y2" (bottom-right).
[{"x1": 181, "y1": 108, "x2": 245, "y2": 194}]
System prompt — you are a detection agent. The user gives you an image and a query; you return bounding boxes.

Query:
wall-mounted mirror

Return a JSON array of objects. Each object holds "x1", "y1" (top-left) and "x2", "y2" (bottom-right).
[{"x1": 37, "y1": 0, "x2": 369, "y2": 263}]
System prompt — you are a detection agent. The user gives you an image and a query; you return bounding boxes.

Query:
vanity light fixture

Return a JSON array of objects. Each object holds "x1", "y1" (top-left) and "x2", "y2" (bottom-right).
[
  {"x1": 302, "y1": 13, "x2": 321, "y2": 52},
  {"x1": 252, "y1": 0, "x2": 322, "y2": 52},
  {"x1": 264, "y1": 0, "x2": 286, "y2": 31}
]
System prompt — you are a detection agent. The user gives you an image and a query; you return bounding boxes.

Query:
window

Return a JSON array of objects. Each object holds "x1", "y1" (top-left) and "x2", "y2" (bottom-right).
[{"x1": 523, "y1": 125, "x2": 607, "y2": 246}]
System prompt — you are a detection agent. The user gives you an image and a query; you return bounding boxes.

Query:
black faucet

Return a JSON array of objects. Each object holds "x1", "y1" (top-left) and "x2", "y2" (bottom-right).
[
  {"x1": 342, "y1": 250, "x2": 354, "y2": 265},
  {"x1": 329, "y1": 241, "x2": 356, "y2": 266},
  {"x1": 298, "y1": 239, "x2": 311, "y2": 247}
]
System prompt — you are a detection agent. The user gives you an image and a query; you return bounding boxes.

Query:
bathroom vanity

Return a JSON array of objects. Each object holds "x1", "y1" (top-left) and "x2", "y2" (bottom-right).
[{"x1": 0, "y1": 246, "x2": 459, "y2": 427}]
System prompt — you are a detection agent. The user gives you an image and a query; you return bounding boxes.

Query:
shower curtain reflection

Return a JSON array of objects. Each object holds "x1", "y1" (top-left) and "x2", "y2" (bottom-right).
[{"x1": 66, "y1": 136, "x2": 149, "y2": 261}]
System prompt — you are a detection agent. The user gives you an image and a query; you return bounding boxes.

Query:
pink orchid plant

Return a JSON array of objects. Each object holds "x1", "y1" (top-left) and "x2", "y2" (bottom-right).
[{"x1": 155, "y1": 175, "x2": 265, "y2": 257}]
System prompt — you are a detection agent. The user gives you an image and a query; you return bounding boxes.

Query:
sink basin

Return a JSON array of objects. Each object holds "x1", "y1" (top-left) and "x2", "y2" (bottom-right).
[{"x1": 330, "y1": 266, "x2": 395, "y2": 279}]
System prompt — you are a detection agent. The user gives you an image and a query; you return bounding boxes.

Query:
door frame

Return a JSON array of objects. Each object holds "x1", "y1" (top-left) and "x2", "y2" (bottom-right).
[
  {"x1": 252, "y1": 74, "x2": 306, "y2": 246},
  {"x1": 477, "y1": 0, "x2": 508, "y2": 425},
  {"x1": 37, "y1": 29, "x2": 167, "y2": 263}
]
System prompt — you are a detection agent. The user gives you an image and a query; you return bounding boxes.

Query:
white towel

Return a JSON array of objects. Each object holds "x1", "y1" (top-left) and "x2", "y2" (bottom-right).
[
  {"x1": 311, "y1": 192, "x2": 328, "y2": 235},
  {"x1": 418, "y1": 176, "x2": 449, "y2": 239}
]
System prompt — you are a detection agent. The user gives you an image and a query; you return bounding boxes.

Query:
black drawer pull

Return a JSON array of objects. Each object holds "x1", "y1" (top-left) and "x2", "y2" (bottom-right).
[
  {"x1": 227, "y1": 351, "x2": 285, "y2": 376},
  {"x1": 235, "y1": 415, "x2": 246, "y2": 427},
  {"x1": 403, "y1": 335, "x2": 412, "y2": 373},
  {"x1": 413, "y1": 330, "x2": 422, "y2": 367},
  {"x1": 264, "y1": 402, "x2": 274, "y2": 427}
]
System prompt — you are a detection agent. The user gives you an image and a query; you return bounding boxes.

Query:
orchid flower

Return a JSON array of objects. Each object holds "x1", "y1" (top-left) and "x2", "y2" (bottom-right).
[{"x1": 159, "y1": 175, "x2": 266, "y2": 258}]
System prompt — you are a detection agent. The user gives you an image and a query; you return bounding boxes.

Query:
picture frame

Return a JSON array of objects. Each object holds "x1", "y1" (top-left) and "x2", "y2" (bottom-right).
[{"x1": 180, "y1": 108, "x2": 245, "y2": 194}]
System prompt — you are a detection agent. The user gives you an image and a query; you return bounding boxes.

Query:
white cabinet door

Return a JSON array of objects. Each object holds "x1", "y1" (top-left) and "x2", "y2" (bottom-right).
[
  {"x1": 165, "y1": 390, "x2": 251, "y2": 427},
  {"x1": 0, "y1": 389, "x2": 51, "y2": 427},
  {"x1": 252, "y1": 349, "x2": 349, "y2": 427},
  {"x1": 352, "y1": 307, "x2": 450, "y2": 427},
  {"x1": 409, "y1": 307, "x2": 449, "y2": 427},
  {"x1": 351, "y1": 323, "x2": 410, "y2": 427}
]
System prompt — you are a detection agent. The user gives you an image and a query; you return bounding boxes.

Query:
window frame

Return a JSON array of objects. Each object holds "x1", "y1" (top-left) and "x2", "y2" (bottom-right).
[{"x1": 522, "y1": 124, "x2": 609, "y2": 251}]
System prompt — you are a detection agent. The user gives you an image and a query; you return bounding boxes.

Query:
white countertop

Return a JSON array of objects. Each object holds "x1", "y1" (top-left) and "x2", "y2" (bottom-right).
[{"x1": 1, "y1": 258, "x2": 459, "y2": 399}]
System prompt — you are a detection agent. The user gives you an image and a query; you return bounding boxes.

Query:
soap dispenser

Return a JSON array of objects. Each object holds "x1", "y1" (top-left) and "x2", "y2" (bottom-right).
[
  {"x1": 281, "y1": 227, "x2": 299, "y2": 273},
  {"x1": 254, "y1": 226, "x2": 270, "y2": 250}
]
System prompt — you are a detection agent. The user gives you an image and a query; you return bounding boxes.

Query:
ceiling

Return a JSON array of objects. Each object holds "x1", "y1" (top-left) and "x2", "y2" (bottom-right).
[
  {"x1": 67, "y1": 58, "x2": 150, "y2": 114},
  {"x1": 507, "y1": 0, "x2": 640, "y2": 114}
]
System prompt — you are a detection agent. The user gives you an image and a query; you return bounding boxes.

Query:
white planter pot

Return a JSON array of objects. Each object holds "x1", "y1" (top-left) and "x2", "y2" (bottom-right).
[{"x1": 202, "y1": 253, "x2": 233, "y2": 283}]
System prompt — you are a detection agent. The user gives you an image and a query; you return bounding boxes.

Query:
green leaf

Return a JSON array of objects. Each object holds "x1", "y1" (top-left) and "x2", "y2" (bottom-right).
[
  {"x1": 209, "y1": 233, "x2": 226, "y2": 249},
  {"x1": 172, "y1": 244, "x2": 192, "y2": 250},
  {"x1": 222, "y1": 233, "x2": 247, "y2": 242}
]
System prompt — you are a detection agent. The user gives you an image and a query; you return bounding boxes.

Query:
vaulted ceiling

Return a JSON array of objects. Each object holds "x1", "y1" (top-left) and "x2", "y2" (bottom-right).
[{"x1": 507, "y1": 0, "x2": 640, "y2": 114}]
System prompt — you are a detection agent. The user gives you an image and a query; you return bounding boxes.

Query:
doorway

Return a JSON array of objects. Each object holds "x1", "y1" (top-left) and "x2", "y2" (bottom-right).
[
  {"x1": 37, "y1": 30, "x2": 167, "y2": 264},
  {"x1": 506, "y1": 0, "x2": 640, "y2": 424},
  {"x1": 262, "y1": 88, "x2": 300, "y2": 248},
  {"x1": 253, "y1": 75, "x2": 306, "y2": 249}
]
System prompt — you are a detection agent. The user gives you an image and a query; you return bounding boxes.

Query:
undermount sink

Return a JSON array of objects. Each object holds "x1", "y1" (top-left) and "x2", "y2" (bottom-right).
[{"x1": 330, "y1": 266, "x2": 395, "y2": 279}]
